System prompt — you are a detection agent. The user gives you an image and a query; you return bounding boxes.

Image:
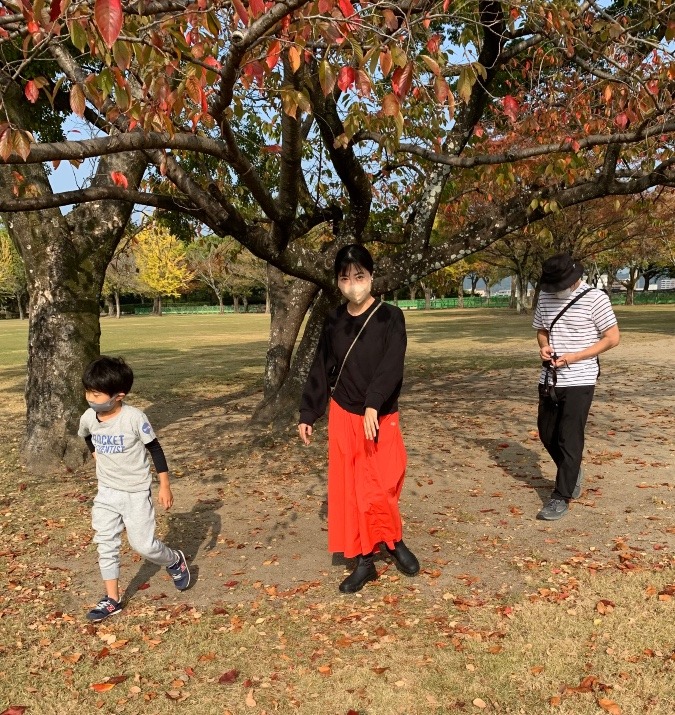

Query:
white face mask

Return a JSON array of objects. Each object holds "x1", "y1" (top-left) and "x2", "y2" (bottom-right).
[
  {"x1": 341, "y1": 282, "x2": 372, "y2": 305},
  {"x1": 555, "y1": 287, "x2": 574, "y2": 299}
]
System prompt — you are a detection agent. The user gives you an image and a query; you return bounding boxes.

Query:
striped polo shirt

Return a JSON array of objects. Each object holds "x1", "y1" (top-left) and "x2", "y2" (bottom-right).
[{"x1": 532, "y1": 282, "x2": 617, "y2": 386}]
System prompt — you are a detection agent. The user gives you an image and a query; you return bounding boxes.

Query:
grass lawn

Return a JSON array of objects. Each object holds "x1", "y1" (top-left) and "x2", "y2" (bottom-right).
[{"x1": 0, "y1": 306, "x2": 673, "y2": 715}]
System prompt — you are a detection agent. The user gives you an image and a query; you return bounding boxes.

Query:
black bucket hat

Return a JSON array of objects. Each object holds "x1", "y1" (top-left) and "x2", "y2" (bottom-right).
[{"x1": 540, "y1": 253, "x2": 584, "y2": 293}]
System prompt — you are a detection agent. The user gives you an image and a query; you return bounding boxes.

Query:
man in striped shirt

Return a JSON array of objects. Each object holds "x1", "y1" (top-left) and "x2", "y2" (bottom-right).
[{"x1": 533, "y1": 254, "x2": 620, "y2": 520}]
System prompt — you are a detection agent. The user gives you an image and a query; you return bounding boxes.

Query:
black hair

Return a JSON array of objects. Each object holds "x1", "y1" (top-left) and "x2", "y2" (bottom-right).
[
  {"x1": 82, "y1": 356, "x2": 134, "y2": 396},
  {"x1": 334, "y1": 244, "x2": 374, "y2": 279}
]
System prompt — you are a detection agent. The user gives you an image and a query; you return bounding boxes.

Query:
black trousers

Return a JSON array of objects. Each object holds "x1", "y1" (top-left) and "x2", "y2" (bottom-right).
[{"x1": 537, "y1": 384, "x2": 595, "y2": 500}]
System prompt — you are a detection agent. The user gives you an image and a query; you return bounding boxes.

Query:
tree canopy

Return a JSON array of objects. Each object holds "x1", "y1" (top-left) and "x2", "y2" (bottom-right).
[{"x1": 1, "y1": 0, "x2": 675, "y2": 289}]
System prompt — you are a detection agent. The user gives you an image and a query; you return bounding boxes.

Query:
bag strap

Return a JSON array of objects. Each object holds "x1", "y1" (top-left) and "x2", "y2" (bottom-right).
[
  {"x1": 547, "y1": 287, "x2": 601, "y2": 375},
  {"x1": 331, "y1": 301, "x2": 383, "y2": 395},
  {"x1": 549, "y1": 287, "x2": 593, "y2": 334}
]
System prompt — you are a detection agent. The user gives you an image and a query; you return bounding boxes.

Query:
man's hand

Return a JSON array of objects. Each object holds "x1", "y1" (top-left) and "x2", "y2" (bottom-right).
[
  {"x1": 540, "y1": 344, "x2": 555, "y2": 362},
  {"x1": 298, "y1": 423, "x2": 313, "y2": 445},
  {"x1": 157, "y1": 484, "x2": 174, "y2": 510},
  {"x1": 364, "y1": 407, "x2": 379, "y2": 441}
]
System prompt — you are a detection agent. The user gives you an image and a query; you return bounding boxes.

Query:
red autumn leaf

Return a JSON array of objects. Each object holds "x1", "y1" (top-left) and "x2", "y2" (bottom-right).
[
  {"x1": 262, "y1": 145, "x2": 282, "y2": 153},
  {"x1": 69, "y1": 84, "x2": 86, "y2": 117},
  {"x1": 94, "y1": 0, "x2": 123, "y2": 49},
  {"x1": 137, "y1": 582, "x2": 150, "y2": 590},
  {"x1": 379, "y1": 50, "x2": 392, "y2": 77},
  {"x1": 90, "y1": 682, "x2": 116, "y2": 692},
  {"x1": 266, "y1": 39, "x2": 281, "y2": 70},
  {"x1": 223, "y1": 580, "x2": 239, "y2": 587},
  {"x1": 614, "y1": 112, "x2": 629, "y2": 130},
  {"x1": 434, "y1": 76, "x2": 449, "y2": 104},
  {"x1": 318, "y1": 0, "x2": 333, "y2": 12},
  {"x1": 24, "y1": 80, "x2": 39, "y2": 103},
  {"x1": 249, "y1": 0, "x2": 265, "y2": 18},
  {"x1": 392, "y1": 63, "x2": 413, "y2": 99},
  {"x1": 110, "y1": 171, "x2": 128, "y2": 188},
  {"x1": 337, "y1": 66, "x2": 355, "y2": 92},
  {"x1": 443, "y1": 0, "x2": 451, "y2": 9},
  {"x1": 338, "y1": 0, "x2": 356, "y2": 18},
  {"x1": 218, "y1": 669, "x2": 240, "y2": 684},
  {"x1": 503, "y1": 94, "x2": 519, "y2": 122},
  {"x1": 49, "y1": 0, "x2": 62, "y2": 21},
  {"x1": 232, "y1": 0, "x2": 250, "y2": 25},
  {"x1": 1, "y1": 708, "x2": 29, "y2": 715},
  {"x1": 427, "y1": 34, "x2": 441, "y2": 54}
]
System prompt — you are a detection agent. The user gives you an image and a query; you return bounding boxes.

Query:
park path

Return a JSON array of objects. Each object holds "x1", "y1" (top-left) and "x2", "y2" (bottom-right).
[{"x1": 54, "y1": 338, "x2": 674, "y2": 616}]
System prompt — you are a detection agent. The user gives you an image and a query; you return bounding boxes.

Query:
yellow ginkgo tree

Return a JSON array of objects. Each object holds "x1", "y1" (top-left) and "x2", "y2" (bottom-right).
[{"x1": 133, "y1": 224, "x2": 195, "y2": 316}]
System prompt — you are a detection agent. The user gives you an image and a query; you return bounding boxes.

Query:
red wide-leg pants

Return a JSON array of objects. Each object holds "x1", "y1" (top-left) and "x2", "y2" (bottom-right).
[{"x1": 327, "y1": 400, "x2": 407, "y2": 558}]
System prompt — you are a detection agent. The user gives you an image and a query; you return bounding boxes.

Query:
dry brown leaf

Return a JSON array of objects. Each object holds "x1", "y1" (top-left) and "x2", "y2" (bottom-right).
[
  {"x1": 550, "y1": 695, "x2": 562, "y2": 706},
  {"x1": 473, "y1": 698, "x2": 487, "y2": 709},
  {"x1": 317, "y1": 665, "x2": 332, "y2": 675},
  {"x1": 245, "y1": 689, "x2": 256, "y2": 707},
  {"x1": 598, "y1": 698, "x2": 621, "y2": 715}
]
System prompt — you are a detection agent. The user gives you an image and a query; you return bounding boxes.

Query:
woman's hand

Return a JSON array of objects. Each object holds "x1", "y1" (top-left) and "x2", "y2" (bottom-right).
[
  {"x1": 363, "y1": 407, "x2": 379, "y2": 441},
  {"x1": 298, "y1": 423, "x2": 313, "y2": 445}
]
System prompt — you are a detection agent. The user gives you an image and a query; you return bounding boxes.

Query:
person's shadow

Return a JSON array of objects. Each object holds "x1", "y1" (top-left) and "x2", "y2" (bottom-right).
[
  {"x1": 123, "y1": 499, "x2": 222, "y2": 604},
  {"x1": 477, "y1": 438, "x2": 551, "y2": 507}
]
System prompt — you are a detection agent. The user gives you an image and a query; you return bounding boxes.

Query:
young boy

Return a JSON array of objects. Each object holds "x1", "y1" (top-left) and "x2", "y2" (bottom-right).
[{"x1": 79, "y1": 356, "x2": 190, "y2": 622}]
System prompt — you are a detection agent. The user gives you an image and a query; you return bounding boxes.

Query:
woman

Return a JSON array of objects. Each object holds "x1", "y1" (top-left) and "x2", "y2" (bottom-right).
[{"x1": 298, "y1": 244, "x2": 420, "y2": 593}]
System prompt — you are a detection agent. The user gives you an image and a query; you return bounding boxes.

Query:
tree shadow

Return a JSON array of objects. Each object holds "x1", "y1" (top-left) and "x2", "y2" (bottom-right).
[{"x1": 122, "y1": 498, "x2": 223, "y2": 605}]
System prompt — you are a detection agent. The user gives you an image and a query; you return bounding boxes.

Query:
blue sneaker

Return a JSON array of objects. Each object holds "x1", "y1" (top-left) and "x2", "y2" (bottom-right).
[
  {"x1": 167, "y1": 550, "x2": 191, "y2": 591},
  {"x1": 86, "y1": 596, "x2": 122, "y2": 622}
]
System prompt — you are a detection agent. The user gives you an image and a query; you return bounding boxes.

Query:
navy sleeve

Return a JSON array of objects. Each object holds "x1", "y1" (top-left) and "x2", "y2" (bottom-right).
[{"x1": 145, "y1": 438, "x2": 169, "y2": 473}]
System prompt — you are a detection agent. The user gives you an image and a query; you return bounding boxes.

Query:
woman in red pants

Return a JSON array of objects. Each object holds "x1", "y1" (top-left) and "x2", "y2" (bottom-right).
[{"x1": 298, "y1": 244, "x2": 420, "y2": 593}]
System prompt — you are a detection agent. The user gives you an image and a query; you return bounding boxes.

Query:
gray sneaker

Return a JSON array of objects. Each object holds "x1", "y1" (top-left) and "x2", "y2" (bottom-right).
[
  {"x1": 537, "y1": 498, "x2": 568, "y2": 521},
  {"x1": 572, "y1": 466, "x2": 584, "y2": 499}
]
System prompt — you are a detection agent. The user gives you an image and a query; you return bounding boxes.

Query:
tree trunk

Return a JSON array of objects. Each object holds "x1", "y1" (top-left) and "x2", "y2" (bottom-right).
[
  {"x1": 106, "y1": 294, "x2": 115, "y2": 317},
  {"x1": 409, "y1": 285, "x2": 417, "y2": 301},
  {"x1": 0, "y1": 91, "x2": 146, "y2": 474},
  {"x1": 458, "y1": 282, "x2": 464, "y2": 308},
  {"x1": 218, "y1": 294, "x2": 224, "y2": 314},
  {"x1": 114, "y1": 290, "x2": 121, "y2": 319},
  {"x1": 16, "y1": 292, "x2": 25, "y2": 320},
  {"x1": 243, "y1": 296, "x2": 249, "y2": 312},
  {"x1": 509, "y1": 276, "x2": 517, "y2": 309},
  {"x1": 423, "y1": 285, "x2": 432, "y2": 310},
  {"x1": 252, "y1": 285, "x2": 339, "y2": 428},
  {"x1": 252, "y1": 265, "x2": 320, "y2": 423},
  {"x1": 233, "y1": 295, "x2": 239, "y2": 313}
]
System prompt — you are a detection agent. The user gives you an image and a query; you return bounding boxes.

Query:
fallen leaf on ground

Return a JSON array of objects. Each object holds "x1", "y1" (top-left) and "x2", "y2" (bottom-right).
[
  {"x1": 218, "y1": 669, "x2": 239, "y2": 684},
  {"x1": 245, "y1": 689, "x2": 256, "y2": 707},
  {"x1": 473, "y1": 698, "x2": 487, "y2": 708},
  {"x1": 598, "y1": 698, "x2": 621, "y2": 715}
]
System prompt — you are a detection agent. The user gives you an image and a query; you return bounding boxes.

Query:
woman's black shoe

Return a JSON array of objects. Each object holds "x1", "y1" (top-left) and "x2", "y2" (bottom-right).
[
  {"x1": 385, "y1": 540, "x2": 420, "y2": 576},
  {"x1": 339, "y1": 554, "x2": 377, "y2": 593}
]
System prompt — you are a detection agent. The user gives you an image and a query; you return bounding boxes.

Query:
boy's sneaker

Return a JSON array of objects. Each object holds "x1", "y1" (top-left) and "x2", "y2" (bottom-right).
[
  {"x1": 86, "y1": 596, "x2": 122, "y2": 622},
  {"x1": 167, "y1": 550, "x2": 191, "y2": 591}
]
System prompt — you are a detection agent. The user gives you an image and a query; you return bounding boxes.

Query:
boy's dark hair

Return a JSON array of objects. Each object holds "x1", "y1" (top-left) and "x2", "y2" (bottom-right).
[
  {"x1": 82, "y1": 356, "x2": 134, "y2": 396},
  {"x1": 334, "y1": 244, "x2": 374, "y2": 278}
]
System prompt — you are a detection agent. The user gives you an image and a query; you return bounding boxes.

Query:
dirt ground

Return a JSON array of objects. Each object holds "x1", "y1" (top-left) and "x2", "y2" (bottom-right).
[{"x1": 29, "y1": 333, "x2": 672, "y2": 615}]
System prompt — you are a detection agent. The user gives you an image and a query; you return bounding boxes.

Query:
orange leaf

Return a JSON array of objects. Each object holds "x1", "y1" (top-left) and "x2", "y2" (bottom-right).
[
  {"x1": 598, "y1": 698, "x2": 621, "y2": 715},
  {"x1": 90, "y1": 682, "x2": 116, "y2": 692},
  {"x1": 70, "y1": 84, "x2": 86, "y2": 117}
]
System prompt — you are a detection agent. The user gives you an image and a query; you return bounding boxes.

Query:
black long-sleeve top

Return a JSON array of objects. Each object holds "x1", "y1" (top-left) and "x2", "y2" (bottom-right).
[{"x1": 299, "y1": 299, "x2": 406, "y2": 426}]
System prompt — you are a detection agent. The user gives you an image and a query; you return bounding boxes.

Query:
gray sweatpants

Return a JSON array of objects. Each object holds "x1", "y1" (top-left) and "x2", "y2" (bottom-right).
[{"x1": 92, "y1": 485, "x2": 177, "y2": 581}]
